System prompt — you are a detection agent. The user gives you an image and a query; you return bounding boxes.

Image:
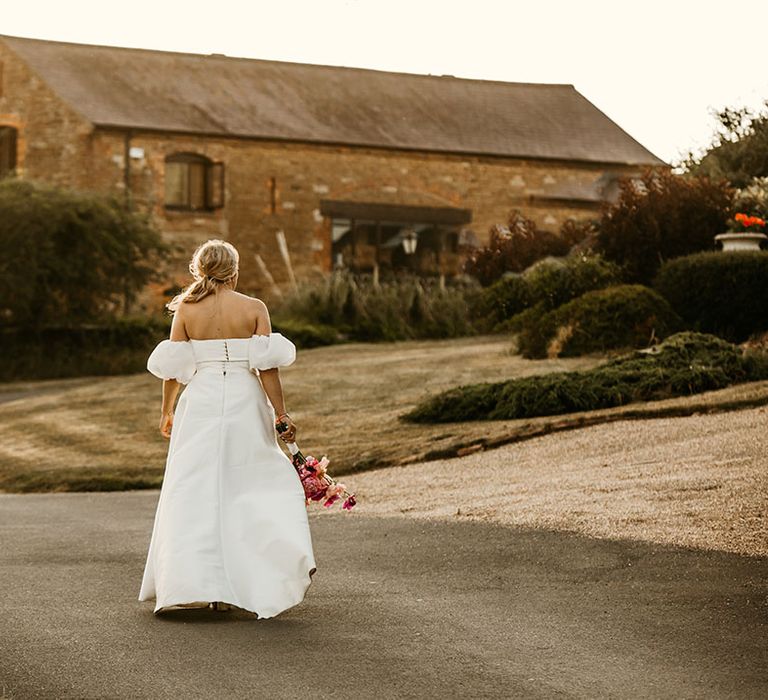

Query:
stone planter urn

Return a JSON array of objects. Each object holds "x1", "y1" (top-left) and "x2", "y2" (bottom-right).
[{"x1": 714, "y1": 231, "x2": 768, "y2": 251}]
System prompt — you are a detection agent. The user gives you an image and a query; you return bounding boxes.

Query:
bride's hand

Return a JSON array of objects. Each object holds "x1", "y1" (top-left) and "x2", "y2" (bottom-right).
[
  {"x1": 276, "y1": 414, "x2": 297, "y2": 443},
  {"x1": 159, "y1": 412, "x2": 174, "y2": 439}
]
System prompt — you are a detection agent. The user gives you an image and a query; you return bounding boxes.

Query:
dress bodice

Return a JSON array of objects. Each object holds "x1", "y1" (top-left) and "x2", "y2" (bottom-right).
[{"x1": 147, "y1": 332, "x2": 296, "y2": 384}]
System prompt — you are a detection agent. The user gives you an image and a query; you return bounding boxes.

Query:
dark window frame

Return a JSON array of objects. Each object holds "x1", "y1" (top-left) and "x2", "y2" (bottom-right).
[
  {"x1": 0, "y1": 126, "x2": 18, "y2": 180},
  {"x1": 164, "y1": 152, "x2": 225, "y2": 212}
]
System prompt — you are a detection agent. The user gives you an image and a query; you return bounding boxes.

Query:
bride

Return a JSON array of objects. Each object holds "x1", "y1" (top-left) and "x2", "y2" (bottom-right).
[{"x1": 138, "y1": 239, "x2": 316, "y2": 618}]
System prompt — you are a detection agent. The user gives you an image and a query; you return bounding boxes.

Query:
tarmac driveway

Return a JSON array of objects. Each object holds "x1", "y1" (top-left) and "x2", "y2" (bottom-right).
[{"x1": 0, "y1": 491, "x2": 765, "y2": 699}]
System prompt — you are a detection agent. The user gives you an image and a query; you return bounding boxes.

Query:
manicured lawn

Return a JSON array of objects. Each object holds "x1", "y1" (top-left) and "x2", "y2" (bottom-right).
[
  {"x1": 2, "y1": 334, "x2": 768, "y2": 493},
  {"x1": 0, "y1": 336, "x2": 599, "y2": 491}
]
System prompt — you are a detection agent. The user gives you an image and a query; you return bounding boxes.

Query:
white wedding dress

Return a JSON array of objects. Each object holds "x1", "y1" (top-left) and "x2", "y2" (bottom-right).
[{"x1": 138, "y1": 332, "x2": 317, "y2": 618}]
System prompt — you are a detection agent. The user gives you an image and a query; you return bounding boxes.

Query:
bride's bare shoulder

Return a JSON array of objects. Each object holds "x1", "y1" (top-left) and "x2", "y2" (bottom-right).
[
  {"x1": 233, "y1": 291, "x2": 269, "y2": 312},
  {"x1": 233, "y1": 290, "x2": 264, "y2": 303}
]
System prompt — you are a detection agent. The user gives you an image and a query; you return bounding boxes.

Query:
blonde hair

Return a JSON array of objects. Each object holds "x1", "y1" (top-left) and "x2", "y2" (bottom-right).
[{"x1": 167, "y1": 239, "x2": 240, "y2": 311}]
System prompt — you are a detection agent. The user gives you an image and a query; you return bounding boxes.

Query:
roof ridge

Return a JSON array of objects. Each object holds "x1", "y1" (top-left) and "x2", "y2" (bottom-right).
[{"x1": 0, "y1": 34, "x2": 575, "y2": 89}]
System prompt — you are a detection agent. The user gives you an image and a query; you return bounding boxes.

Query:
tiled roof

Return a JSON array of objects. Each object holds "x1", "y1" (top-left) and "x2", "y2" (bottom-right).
[{"x1": 2, "y1": 35, "x2": 665, "y2": 166}]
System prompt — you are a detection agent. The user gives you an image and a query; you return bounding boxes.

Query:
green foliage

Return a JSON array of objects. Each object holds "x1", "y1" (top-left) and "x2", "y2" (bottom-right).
[
  {"x1": 0, "y1": 179, "x2": 167, "y2": 327},
  {"x1": 0, "y1": 317, "x2": 171, "y2": 381},
  {"x1": 402, "y1": 332, "x2": 768, "y2": 423},
  {"x1": 654, "y1": 251, "x2": 768, "y2": 342},
  {"x1": 473, "y1": 274, "x2": 530, "y2": 330},
  {"x1": 273, "y1": 271, "x2": 479, "y2": 341},
  {"x1": 463, "y1": 211, "x2": 571, "y2": 286},
  {"x1": 516, "y1": 284, "x2": 682, "y2": 359},
  {"x1": 731, "y1": 176, "x2": 768, "y2": 223},
  {"x1": 475, "y1": 255, "x2": 622, "y2": 331},
  {"x1": 682, "y1": 103, "x2": 768, "y2": 188},
  {"x1": 271, "y1": 317, "x2": 344, "y2": 348},
  {"x1": 596, "y1": 169, "x2": 733, "y2": 283}
]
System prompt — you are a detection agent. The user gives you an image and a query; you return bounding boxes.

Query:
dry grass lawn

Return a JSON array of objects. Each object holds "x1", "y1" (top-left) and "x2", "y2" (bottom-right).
[
  {"x1": 2, "y1": 334, "x2": 768, "y2": 498},
  {"x1": 0, "y1": 336, "x2": 599, "y2": 491}
]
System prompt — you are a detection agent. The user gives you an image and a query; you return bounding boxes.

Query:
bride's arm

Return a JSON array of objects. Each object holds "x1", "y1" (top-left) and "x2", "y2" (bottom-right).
[
  {"x1": 252, "y1": 299, "x2": 296, "y2": 442},
  {"x1": 159, "y1": 308, "x2": 188, "y2": 438}
]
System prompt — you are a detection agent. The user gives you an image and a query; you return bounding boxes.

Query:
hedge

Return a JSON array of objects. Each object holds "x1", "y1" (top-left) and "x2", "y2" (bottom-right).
[
  {"x1": 654, "y1": 251, "x2": 768, "y2": 342},
  {"x1": 271, "y1": 318, "x2": 344, "y2": 348},
  {"x1": 1, "y1": 314, "x2": 347, "y2": 381},
  {"x1": 516, "y1": 284, "x2": 682, "y2": 359},
  {"x1": 401, "y1": 332, "x2": 768, "y2": 423},
  {"x1": 0, "y1": 318, "x2": 171, "y2": 381}
]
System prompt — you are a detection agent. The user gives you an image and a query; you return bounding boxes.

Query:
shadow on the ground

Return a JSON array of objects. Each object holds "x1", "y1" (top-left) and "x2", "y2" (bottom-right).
[{"x1": 0, "y1": 492, "x2": 765, "y2": 699}]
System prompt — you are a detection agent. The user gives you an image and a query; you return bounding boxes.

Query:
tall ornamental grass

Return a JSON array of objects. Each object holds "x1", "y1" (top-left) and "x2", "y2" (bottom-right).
[{"x1": 273, "y1": 272, "x2": 479, "y2": 342}]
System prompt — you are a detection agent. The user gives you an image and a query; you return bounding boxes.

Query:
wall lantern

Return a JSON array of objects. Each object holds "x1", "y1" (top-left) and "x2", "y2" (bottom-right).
[{"x1": 402, "y1": 228, "x2": 418, "y2": 255}]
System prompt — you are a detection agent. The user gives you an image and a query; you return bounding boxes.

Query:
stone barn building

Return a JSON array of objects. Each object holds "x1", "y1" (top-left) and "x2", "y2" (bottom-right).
[{"x1": 0, "y1": 35, "x2": 664, "y2": 302}]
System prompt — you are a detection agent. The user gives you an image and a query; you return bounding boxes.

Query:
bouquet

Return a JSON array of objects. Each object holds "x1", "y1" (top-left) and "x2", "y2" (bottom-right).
[{"x1": 275, "y1": 420, "x2": 356, "y2": 510}]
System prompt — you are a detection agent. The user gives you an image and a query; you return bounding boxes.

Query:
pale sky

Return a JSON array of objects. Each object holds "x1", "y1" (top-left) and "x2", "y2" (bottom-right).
[{"x1": 4, "y1": 0, "x2": 766, "y2": 165}]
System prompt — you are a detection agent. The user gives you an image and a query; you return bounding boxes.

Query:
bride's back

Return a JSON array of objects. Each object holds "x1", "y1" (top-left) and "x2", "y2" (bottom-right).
[{"x1": 181, "y1": 290, "x2": 263, "y2": 340}]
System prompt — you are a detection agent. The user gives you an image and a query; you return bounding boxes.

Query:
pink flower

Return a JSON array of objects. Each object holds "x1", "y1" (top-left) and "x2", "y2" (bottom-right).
[
  {"x1": 324, "y1": 483, "x2": 342, "y2": 499},
  {"x1": 323, "y1": 493, "x2": 340, "y2": 507},
  {"x1": 342, "y1": 495, "x2": 357, "y2": 510}
]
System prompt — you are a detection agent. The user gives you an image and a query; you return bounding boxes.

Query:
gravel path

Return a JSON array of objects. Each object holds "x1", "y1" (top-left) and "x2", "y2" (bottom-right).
[{"x1": 344, "y1": 406, "x2": 768, "y2": 557}]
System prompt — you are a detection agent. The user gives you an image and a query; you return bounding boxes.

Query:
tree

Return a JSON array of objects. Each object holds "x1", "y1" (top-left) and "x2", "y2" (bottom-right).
[
  {"x1": 595, "y1": 169, "x2": 733, "y2": 284},
  {"x1": 681, "y1": 102, "x2": 768, "y2": 188},
  {"x1": 0, "y1": 179, "x2": 167, "y2": 327}
]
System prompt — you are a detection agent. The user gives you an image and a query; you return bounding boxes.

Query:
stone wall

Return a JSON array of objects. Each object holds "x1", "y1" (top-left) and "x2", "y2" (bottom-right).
[
  {"x1": 83, "y1": 130, "x2": 638, "y2": 302},
  {"x1": 0, "y1": 43, "x2": 93, "y2": 187}
]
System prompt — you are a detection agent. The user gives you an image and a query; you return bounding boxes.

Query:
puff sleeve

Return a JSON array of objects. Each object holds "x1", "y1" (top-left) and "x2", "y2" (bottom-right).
[
  {"x1": 248, "y1": 332, "x2": 297, "y2": 373},
  {"x1": 146, "y1": 340, "x2": 197, "y2": 384}
]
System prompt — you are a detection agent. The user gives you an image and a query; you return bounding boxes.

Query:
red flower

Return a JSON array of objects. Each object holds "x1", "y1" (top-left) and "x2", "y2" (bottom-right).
[{"x1": 734, "y1": 212, "x2": 765, "y2": 228}]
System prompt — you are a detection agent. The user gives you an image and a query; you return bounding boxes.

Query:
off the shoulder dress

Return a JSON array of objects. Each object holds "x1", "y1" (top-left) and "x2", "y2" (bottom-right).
[{"x1": 138, "y1": 333, "x2": 317, "y2": 618}]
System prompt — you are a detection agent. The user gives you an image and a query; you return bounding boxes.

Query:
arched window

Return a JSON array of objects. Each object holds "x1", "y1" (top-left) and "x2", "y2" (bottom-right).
[
  {"x1": 0, "y1": 126, "x2": 18, "y2": 179},
  {"x1": 164, "y1": 153, "x2": 224, "y2": 211}
]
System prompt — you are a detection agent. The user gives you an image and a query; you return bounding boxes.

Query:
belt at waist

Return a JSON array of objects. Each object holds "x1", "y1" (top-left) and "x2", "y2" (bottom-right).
[{"x1": 196, "y1": 360, "x2": 251, "y2": 371}]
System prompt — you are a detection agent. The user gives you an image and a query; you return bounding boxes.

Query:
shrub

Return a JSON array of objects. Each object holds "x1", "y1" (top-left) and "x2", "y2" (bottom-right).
[
  {"x1": 402, "y1": 332, "x2": 768, "y2": 423},
  {"x1": 516, "y1": 284, "x2": 682, "y2": 359},
  {"x1": 271, "y1": 317, "x2": 345, "y2": 348},
  {"x1": 522, "y1": 255, "x2": 623, "y2": 313},
  {"x1": 472, "y1": 274, "x2": 531, "y2": 331},
  {"x1": 273, "y1": 271, "x2": 479, "y2": 341},
  {"x1": 0, "y1": 318, "x2": 171, "y2": 381},
  {"x1": 475, "y1": 254, "x2": 622, "y2": 331},
  {"x1": 463, "y1": 211, "x2": 570, "y2": 286},
  {"x1": 0, "y1": 179, "x2": 167, "y2": 327},
  {"x1": 654, "y1": 251, "x2": 768, "y2": 342},
  {"x1": 596, "y1": 169, "x2": 733, "y2": 283}
]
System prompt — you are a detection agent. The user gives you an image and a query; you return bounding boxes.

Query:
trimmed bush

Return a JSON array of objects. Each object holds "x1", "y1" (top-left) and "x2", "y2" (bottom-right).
[
  {"x1": 475, "y1": 255, "x2": 622, "y2": 331},
  {"x1": 271, "y1": 318, "x2": 344, "y2": 348},
  {"x1": 516, "y1": 284, "x2": 682, "y2": 358},
  {"x1": 473, "y1": 274, "x2": 530, "y2": 330},
  {"x1": 0, "y1": 318, "x2": 171, "y2": 381},
  {"x1": 402, "y1": 332, "x2": 768, "y2": 423},
  {"x1": 0, "y1": 314, "x2": 340, "y2": 381},
  {"x1": 654, "y1": 251, "x2": 768, "y2": 342}
]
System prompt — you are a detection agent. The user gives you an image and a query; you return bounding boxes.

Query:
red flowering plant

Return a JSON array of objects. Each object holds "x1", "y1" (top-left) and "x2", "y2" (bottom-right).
[
  {"x1": 275, "y1": 420, "x2": 356, "y2": 510},
  {"x1": 730, "y1": 212, "x2": 767, "y2": 232}
]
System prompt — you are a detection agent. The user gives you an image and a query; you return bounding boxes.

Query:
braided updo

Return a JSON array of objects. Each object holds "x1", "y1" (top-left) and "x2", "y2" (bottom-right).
[{"x1": 167, "y1": 239, "x2": 240, "y2": 311}]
